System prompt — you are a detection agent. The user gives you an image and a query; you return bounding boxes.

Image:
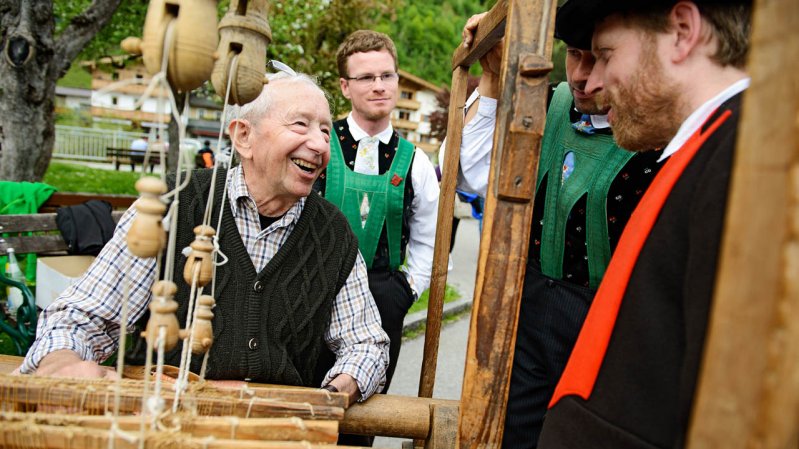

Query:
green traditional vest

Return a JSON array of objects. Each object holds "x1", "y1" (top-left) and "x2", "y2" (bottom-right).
[
  {"x1": 537, "y1": 83, "x2": 635, "y2": 288},
  {"x1": 324, "y1": 129, "x2": 414, "y2": 270}
]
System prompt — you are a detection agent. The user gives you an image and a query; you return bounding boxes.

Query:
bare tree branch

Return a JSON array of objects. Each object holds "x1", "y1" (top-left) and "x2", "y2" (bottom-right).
[{"x1": 52, "y1": 0, "x2": 123, "y2": 76}]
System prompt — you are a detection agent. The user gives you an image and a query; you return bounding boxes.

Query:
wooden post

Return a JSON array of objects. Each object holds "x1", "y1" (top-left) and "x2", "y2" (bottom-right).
[
  {"x1": 456, "y1": 0, "x2": 556, "y2": 448},
  {"x1": 686, "y1": 1, "x2": 799, "y2": 448},
  {"x1": 418, "y1": 0, "x2": 509, "y2": 402}
]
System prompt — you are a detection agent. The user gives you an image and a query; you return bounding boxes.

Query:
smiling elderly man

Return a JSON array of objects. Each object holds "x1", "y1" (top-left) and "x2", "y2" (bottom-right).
[{"x1": 21, "y1": 72, "x2": 390, "y2": 406}]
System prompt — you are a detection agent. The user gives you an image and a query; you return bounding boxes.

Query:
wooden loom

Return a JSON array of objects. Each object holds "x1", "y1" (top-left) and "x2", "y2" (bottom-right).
[{"x1": 4, "y1": 0, "x2": 798, "y2": 448}]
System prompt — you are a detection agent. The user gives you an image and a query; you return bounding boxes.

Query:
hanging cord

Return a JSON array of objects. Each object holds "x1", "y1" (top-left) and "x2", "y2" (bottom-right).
[{"x1": 174, "y1": 52, "x2": 241, "y2": 395}]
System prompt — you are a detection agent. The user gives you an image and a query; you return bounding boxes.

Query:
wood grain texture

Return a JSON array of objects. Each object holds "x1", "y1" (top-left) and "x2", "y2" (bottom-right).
[
  {"x1": 457, "y1": 0, "x2": 557, "y2": 448},
  {"x1": 419, "y1": 66, "x2": 470, "y2": 400},
  {"x1": 686, "y1": 1, "x2": 799, "y2": 448}
]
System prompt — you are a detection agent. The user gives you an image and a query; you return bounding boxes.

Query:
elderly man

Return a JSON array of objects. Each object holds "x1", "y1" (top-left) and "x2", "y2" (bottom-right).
[
  {"x1": 539, "y1": 1, "x2": 751, "y2": 447},
  {"x1": 21, "y1": 72, "x2": 390, "y2": 405}
]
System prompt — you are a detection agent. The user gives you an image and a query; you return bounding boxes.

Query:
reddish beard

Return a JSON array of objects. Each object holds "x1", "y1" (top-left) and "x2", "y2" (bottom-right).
[{"x1": 607, "y1": 40, "x2": 684, "y2": 152}]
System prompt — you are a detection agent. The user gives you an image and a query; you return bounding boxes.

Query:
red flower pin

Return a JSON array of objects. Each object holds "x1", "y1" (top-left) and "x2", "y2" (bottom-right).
[{"x1": 391, "y1": 174, "x2": 403, "y2": 186}]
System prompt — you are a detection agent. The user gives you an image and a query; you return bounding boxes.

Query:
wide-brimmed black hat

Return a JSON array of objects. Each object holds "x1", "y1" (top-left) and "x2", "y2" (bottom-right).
[{"x1": 554, "y1": 0, "x2": 746, "y2": 50}]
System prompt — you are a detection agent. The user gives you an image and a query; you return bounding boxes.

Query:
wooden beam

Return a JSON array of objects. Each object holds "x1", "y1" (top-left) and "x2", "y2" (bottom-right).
[
  {"x1": 451, "y1": 0, "x2": 509, "y2": 69},
  {"x1": 457, "y1": 0, "x2": 556, "y2": 448},
  {"x1": 686, "y1": 1, "x2": 799, "y2": 448},
  {"x1": 418, "y1": 65, "x2": 469, "y2": 401}
]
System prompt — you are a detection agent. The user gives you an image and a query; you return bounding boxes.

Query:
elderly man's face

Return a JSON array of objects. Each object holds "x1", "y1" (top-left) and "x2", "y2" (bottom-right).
[
  {"x1": 587, "y1": 15, "x2": 684, "y2": 151},
  {"x1": 243, "y1": 81, "x2": 332, "y2": 205}
]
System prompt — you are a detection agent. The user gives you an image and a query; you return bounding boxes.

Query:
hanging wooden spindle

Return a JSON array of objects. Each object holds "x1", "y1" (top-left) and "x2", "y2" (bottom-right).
[
  {"x1": 121, "y1": 0, "x2": 218, "y2": 92},
  {"x1": 212, "y1": 0, "x2": 271, "y2": 105},
  {"x1": 127, "y1": 176, "x2": 167, "y2": 258},
  {"x1": 143, "y1": 280, "x2": 182, "y2": 352},
  {"x1": 190, "y1": 295, "x2": 215, "y2": 355},
  {"x1": 183, "y1": 225, "x2": 216, "y2": 287}
]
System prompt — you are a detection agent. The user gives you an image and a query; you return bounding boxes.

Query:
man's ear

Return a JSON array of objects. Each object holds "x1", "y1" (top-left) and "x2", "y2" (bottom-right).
[
  {"x1": 228, "y1": 119, "x2": 253, "y2": 160},
  {"x1": 669, "y1": 1, "x2": 704, "y2": 64},
  {"x1": 340, "y1": 78, "x2": 351, "y2": 100}
]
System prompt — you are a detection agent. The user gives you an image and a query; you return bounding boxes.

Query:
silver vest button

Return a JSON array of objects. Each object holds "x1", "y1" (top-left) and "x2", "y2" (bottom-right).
[
  {"x1": 254, "y1": 281, "x2": 264, "y2": 292},
  {"x1": 248, "y1": 338, "x2": 258, "y2": 350}
]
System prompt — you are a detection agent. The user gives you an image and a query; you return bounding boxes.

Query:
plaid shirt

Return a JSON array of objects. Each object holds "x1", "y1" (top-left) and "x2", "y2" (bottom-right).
[{"x1": 22, "y1": 166, "x2": 389, "y2": 399}]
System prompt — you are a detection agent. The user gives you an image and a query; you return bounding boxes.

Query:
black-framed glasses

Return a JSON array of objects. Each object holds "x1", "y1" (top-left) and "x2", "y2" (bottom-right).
[{"x1": 346, "y1": 72, "x2": 399, "y2": 85}]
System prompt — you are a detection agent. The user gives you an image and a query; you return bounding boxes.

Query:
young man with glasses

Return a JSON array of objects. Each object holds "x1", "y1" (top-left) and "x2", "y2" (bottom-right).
[{"x1": 314, "y1": 30, "x2": 439, "y2": 401}]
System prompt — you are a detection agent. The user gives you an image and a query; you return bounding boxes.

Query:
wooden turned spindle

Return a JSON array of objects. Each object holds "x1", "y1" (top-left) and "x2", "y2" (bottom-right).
[
  {"x1": 190, "y1": 295, "x2": 215, "y2": 354},
  {"x1": 143, "y1": 281, "x2": 182, "y2": 351},
  {"x1": 183, "y1": 225, "x2": 216, "y2": 287},
  {"x1": 127, "y1": 177, "x2": 167, "y2": 258}
]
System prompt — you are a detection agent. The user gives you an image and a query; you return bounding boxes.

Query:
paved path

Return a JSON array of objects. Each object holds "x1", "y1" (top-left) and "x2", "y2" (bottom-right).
[{"x1": 374, "y1": 218, "x2": 480, "y2": 448}]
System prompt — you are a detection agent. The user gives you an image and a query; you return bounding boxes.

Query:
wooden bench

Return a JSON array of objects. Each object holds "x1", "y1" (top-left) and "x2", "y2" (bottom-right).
[
  {"x1": 0, "y1": 193, "x2": 134, "y2": 257},
  {"x1": 106, "y1": 147, "x2": 166, "y2": 172}
]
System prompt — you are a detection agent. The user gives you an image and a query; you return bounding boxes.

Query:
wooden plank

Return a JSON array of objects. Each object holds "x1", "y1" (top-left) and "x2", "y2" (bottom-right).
[
  {"x1": 1, "y1": 412, "x2": 339, "y2": 443},
  {"x1": 0, "y1": 234, "x2": 68, "y2": 255},
  {"x1": 457, "y1": 0, "x2": 556, "y2": 448},
  {"x1": 451, "y1": 0, "x2": 509, "y2": 69},
  {"x1": 424, "y1": 403, "x2": 460, "y2": 449},
  {"x1": 0, "y1": 211, "x2": 125, "y2": 256},
  {"x1": 686, "y1": 1, "x2": 799, "y2": 448},
  {"x1": 0, "y1": 423, "x2": 340, "y2": 449},
  {"x1": 0, "y1": 213, "x2": 62, "y2": 233},
  {"x1": 418, "y1": 65, "x2": 470, "y2": 401},
  {"x1": 41, "y1": 192, "x2": 137, "y2": 212},
  {"x1": 0, "y1": 374, "x2": 345, "y2": 420}
]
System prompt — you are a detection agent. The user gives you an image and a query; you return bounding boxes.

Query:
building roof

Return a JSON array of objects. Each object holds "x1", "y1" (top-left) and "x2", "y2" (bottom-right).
[{"x1": 398, "y1": 69, "x2": 444, "y2": 93}]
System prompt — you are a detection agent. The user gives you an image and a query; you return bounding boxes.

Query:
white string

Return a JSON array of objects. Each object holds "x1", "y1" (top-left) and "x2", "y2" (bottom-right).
[{"x1": 173, "y1": 262, "x2": 202, "y2": 412}]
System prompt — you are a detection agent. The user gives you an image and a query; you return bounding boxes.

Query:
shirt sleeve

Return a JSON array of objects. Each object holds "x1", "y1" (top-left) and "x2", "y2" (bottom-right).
[
  {"x1": 401, "y1": 148, "x2": 440, "y2": 296},
  {"x1": 19, "y1": 206, "x2": 156, "y2": 374},
  {"x1": 322, "y1": 252, "x2": 390, "y2": 401},
  {"x1": 457, "y1": 91, "x2": 498, "y2": 198}
]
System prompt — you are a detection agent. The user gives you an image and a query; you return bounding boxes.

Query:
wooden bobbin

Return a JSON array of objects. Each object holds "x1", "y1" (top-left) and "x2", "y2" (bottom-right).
[
  {"x1": 122, "y1": 0, "x2": 218, "y2": 92},
  {"x1": 127, "y1": 177, "x2": 167, "y2": 258},
  {"x1": 190, "y1": 295, "x2": 215, "y2": 355},
  {"x1": 143, "y1": 280, "x2": 182, "y2": 352},
  {"x1": 183, "y1": 225, "x2": 216, "y2": 287},
  {"x1": 211, "y1": 0, "x2": 271, "y2": 105}
]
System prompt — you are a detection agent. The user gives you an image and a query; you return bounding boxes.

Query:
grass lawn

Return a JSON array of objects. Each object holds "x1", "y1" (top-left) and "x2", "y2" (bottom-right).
[
  {"x1": 408, "y1": 284, "x2": 461, "y2": 315},
  {"x1": 43, "y1": 161, "x2": 139, "y2": 195}
]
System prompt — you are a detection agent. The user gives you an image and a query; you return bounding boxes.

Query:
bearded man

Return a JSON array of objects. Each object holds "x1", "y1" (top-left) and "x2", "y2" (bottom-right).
[{"x1": 538, "y1": 1, "x2": 752, "y2": 448}]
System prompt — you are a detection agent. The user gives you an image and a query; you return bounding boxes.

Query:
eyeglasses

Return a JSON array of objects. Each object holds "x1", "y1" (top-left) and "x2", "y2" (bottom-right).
[{"x1": 346, "y1": 72, "x2": 399, "y2": 85}]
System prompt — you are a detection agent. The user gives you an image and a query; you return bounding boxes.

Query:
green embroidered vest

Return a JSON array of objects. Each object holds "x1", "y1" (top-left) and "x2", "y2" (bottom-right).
[
  {"x1": 325, "y1": 129, "x2": 414, "y2": 269},
  {"x1": 537, "y1": 83, "x2": 634, "y2": 288}
]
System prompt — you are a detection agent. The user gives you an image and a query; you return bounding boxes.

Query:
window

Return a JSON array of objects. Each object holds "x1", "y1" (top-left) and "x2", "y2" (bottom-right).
[
  {"x1": 401, "y1": 90, "x2": 413, "y2": 100},
  {"x1": 398, "y1": 110, "x2": 411, "y2": 120}
]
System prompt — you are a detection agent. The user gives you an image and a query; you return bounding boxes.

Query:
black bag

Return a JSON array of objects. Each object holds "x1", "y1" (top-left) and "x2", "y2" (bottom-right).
[{"x1": 56, "y1": 200, "x2": 117, "y2": 256}]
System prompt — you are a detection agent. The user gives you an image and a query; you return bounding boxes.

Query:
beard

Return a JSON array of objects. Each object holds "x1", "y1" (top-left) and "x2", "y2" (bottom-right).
[{"x1": 605, "y1": 41, "x2": 685, "y2": 152}]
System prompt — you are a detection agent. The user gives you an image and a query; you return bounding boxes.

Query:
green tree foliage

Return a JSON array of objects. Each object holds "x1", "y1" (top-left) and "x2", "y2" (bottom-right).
[
  {"x1": 375, "y1": 0, "x2": 486, "y2": 86},
  {"x1": 266, "y1": 0, "x2": 383, "y2": 115},
  {"x1": 54, "y1": 0, "x2": 148, "y2": 61}
]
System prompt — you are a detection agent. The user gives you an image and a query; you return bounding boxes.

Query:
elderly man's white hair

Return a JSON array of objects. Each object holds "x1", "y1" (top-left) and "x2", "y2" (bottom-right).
[{"x1": 226, "y1": 71, "x2": 331, "y2": 126}]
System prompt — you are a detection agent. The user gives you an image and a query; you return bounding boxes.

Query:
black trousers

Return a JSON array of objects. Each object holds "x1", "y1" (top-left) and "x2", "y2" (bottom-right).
[
  {"x1": 501, "y1": 264, "x2": 595, "y2": 449},
  {"x1": 314, "y1": 268, "x2": 415, "y2": 447}
]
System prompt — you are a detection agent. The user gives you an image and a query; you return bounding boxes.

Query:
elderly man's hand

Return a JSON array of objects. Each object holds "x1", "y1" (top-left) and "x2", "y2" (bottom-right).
[
  {"x1": 34, "y1": 349, "x2": 118, "y2": 379},
  {"x1": 326, "y1": 373, "x2": 361, "y2": 406}
]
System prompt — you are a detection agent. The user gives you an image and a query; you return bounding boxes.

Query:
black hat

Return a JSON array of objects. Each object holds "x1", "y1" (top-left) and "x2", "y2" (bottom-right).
[
  {"x1": 554, "y1": 0, "x2": 746, "y2": 50},
  {"x1": 555, "y1": 0, "x2": 672, "y2": 49}
]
